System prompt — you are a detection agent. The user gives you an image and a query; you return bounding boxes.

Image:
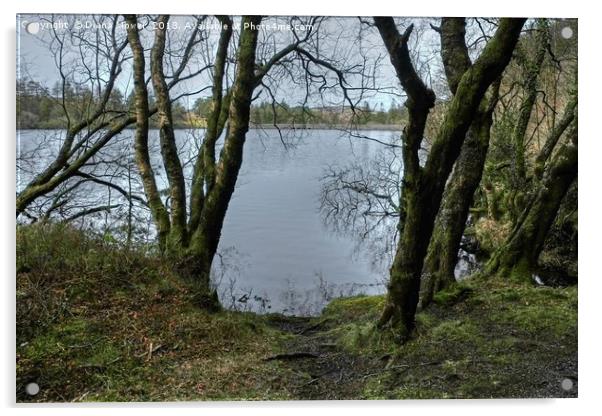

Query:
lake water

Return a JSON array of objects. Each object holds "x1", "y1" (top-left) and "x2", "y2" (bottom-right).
[{"x1": 17, "y1": 128, "x2": 402, "y2": 314}]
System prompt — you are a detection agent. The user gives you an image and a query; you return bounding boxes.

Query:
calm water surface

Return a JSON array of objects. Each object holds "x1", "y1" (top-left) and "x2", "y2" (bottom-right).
[{"x1": 18, "y1": 128, "x2": 402, "y2": 313}]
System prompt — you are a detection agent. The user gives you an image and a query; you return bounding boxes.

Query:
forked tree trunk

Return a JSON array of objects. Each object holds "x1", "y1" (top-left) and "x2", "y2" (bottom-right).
[
  {"x1": 375, "y1": 17, "x2": 525, "y2": 341},
  {"x1": 189, "y1": 16, "x2": 233, "y2": 234},
  {"x1": 420, "y1": 19, "x2": 499, "y2": 308},
  {"x1": 180, "y1": 16, "x2": 263, "y2": 309},
  {"x1": 125, "y1": 14, "x2": 307, "y2": 310},
  {"x1": 420, "y1": 92, "x2": 497, "y2": 307}
]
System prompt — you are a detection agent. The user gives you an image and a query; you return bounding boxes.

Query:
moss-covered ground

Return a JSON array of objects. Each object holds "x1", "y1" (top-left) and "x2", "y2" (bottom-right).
[{"x1": 16, "y1": 224, "x2": 577, "y2": 401}]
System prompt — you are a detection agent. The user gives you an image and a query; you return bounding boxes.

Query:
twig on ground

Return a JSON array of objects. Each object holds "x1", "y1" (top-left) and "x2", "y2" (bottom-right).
[{"x1": 264, "y1": 352, "x2": 320, "y2": 361}]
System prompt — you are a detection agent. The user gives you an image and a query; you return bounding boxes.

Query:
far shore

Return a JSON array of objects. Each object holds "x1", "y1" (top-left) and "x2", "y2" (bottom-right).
[
  {"x1": 249, "y1": 123, "x2": 402, "y2": 131},
  {"x1": 17, "y1": 123, "x2": 403, "y2": 132}
]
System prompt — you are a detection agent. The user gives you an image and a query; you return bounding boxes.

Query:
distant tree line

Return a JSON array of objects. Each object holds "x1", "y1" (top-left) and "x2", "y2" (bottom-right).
[
  {"x1": 17, "y1": 79, "x2": 190, "y2": 130},
  {"x1": 17, "y1": 78, "x2": 406, "y2": 130}
]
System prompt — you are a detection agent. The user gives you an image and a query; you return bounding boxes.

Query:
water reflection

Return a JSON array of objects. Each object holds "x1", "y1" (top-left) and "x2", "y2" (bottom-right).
[{"x1": 18, "y1": 128, "x2": 397, "y2": 314}]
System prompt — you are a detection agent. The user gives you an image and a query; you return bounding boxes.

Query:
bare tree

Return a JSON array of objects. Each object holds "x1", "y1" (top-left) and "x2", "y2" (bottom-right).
[
  {"x1": 16, "y1": 14, "x2": 210, "y2": 222},
  {"x1": 16, "y1": 15, "x2": 129, "y2": 216},
  {"x1": 125, "y1": 14, "x2": 341, "y2": 308},
  {"x1": 319, "y1": 143, "x2": 402, "y2": 272}
]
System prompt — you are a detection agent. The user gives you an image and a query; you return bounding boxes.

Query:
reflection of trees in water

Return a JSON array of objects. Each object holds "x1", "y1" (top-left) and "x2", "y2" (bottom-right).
[
  {"x1": 17, "y1": 129, "x2": 209, "y2": 245},
  {"x1": 319, "y1": 142, "x2": 401, "y2": 275},
  {"x1": 279, "y1": 272, "x2": 384, "y2": 316},
  {"x1": 318, "y1": 140, "x2": 484, "y2": 283},
  {"x1": 213, "y1": 262, "x2": 385, "y2": 316},
  {"x1": 17, "y1": 131, "x2": 155, "y2": 245},
  {"x1": 210, "y1": 246, "x2": 264, "y2": 311}
]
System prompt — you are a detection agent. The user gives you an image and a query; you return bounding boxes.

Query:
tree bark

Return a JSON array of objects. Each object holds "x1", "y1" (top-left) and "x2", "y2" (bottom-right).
[
  {"x1": 486, "y1": 118, "x2": 577, "y2": 280},
  {"x1": 375, "y1": 17, "x2": 525, "y2": 341},
  {"x1": 150, "y1": 15, "x2": 188, "y2": 252},
  {"x1": 125, "y1": 14, "x2": 171, "y2": 251},
  {"x1": 183, "y1": 16, "x2": 263, "y2": 308},
  {"x1": 438, "y1": 18, "x2": 471, "y2": 95},
  {"x1": 419, "y1": 18, "x2": 501, "y2": 308}
]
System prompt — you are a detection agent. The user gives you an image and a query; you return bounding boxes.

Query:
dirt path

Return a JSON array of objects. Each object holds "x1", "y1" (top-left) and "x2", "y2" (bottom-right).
[
  {"x1": 265, "y1": 315, "x2": 383, "y2": 399},
  {"x1": 264, "y1": 302, "x2": 578, "y2": 400}
]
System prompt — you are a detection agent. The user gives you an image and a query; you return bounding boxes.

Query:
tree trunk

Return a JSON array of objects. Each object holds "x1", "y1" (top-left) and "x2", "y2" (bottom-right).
[
  {"x1": 420, "y1": 92, "x2": 497, "y2": 307},
  {"x1": 150, "y1": 15, "x2": 188, "y2": 253},
  {"x1": 189, "y1": 16, "x2": 233, "y2": 233},
  {"x1": 419, "y1": 18, "x2": 498, "y2": 308},
  {"x1": 182, "y1": 16, "x2": 263, "y2": 308},
  {"x1": 511, "y1": 19, "x2": 548, "y2": 187},
  {"x1": 125, "y1": 15, "x2": 172, "y2": 251},
  {"x1": 375, "y1": 17, "x2": 525, "y2": 341},
  {"x1": 487, "y1": 119, "x2": 577, "y2": 281}
]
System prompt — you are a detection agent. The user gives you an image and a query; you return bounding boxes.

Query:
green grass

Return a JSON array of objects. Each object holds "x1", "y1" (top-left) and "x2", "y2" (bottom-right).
[
  {"x1": 16, "y1": 223, "x2": 577, "y2": 401},
  {"x1": 315, "y1": 278, "x2": 577, "y2": 399},
  {"x1": 16, "y1": 223, "x2": 295, "y2": 401},
  {"x1": 432, "y1": 283, "x2": 474, "y2": 306}
]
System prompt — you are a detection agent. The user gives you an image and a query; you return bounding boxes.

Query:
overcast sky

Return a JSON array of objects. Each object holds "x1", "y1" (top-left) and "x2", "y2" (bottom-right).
[{"x1": 17, "y1": 15, "x2": 560, "y2": 112}]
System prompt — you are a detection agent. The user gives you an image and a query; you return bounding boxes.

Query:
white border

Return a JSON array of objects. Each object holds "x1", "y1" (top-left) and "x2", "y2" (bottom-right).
[{"x1": 2, "y1": 1, "x2": 599, "y2": 415}]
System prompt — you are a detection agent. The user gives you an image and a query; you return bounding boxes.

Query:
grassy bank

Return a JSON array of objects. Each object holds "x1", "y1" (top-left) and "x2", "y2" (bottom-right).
[{"x1": 16, "y1": 224, "x2": 577, "y2": 401}]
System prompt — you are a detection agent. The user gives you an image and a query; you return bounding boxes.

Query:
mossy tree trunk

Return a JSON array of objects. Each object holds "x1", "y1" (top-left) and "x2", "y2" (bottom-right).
[
  {"x1": 486, "y1": 68, "x2": 577, "y2": 282},
  {"x1": 150, "y1": 15, "x2": 189, "y2": 253},
  {"x1": 510, "y1": 19, "x2": 548, "y2": 199},
  {"x1": 188, "y1": 16, "x2": 233, "y2": 234},
  {"x1": 181, "y1": 16, "x2": 263, "y2": 307},
  {"x1": 420, "y1": 87, "x2": 499, "y2": 307},
  {"x1": 486, "y1": 114, "x2": 577, "y2": 281},
  {"x1": 420, "y1": 18, "x2": 501, "y2": 308},
  {"x1": 374, "y1": 17, "x2": 525, "y2": 341},
  {"x1": 125, "y1": 15, "x2": 172, "y2": 252}
]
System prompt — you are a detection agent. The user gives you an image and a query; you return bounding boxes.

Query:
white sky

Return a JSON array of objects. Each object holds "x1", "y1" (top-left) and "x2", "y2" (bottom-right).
[{"x1": 16, "y1": 14, "x2": 444, "y2": 111}]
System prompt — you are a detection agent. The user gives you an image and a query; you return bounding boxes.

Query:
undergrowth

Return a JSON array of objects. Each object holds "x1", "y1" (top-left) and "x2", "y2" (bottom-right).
[{"x1": 16, "y1": 223, "x2": 578, "y2": 401}]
